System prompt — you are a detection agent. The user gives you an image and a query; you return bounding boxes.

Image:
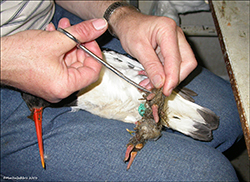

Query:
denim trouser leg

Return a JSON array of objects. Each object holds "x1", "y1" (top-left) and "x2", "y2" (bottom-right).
[
  {"x1": 1, "y1": 4, "x2": 241, "y2": 181},
  {"x1": 0, "y1": 87, "x2": 239, "y2": 181}
]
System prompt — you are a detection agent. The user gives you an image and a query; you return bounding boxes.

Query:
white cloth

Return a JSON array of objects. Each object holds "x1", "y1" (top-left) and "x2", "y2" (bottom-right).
[
  {"x1": 150, "y1": 0, "x2": 210, "y2": 25},
  {"x1": 1, "y1": 0, "x2": 55, "y2": 36}
]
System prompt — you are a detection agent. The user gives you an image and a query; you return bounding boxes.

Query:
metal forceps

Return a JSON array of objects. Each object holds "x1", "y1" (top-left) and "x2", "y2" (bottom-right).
[{"x1": 57, "y1": 28, "x2": 151, "y2": 93}]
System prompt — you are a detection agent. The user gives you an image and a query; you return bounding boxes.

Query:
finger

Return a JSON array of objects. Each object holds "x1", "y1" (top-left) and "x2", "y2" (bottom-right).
[
  {"x1": 70, "y1": 18, "x2": 108, "y2": 42},
  {"x1": 177, "y1": 29, "x2": 197, "y2": 82},
  {"x1": 76, "y1": 41, "x2": 103, "y2": 64},
  {"x1": 76, "y1": 47, "x2": 86, "y2": 63},
  {"x1": 131, "y1": 41, "x2": 165, "y2": 89},
  {"x1": 157, "y1": 21, "x2": 182, "y2": 96},
  {"x1": 45, "y1": 23, "x2": 56, "y2": 31},
  {"x1": 57, "y1": 18, "x2": 75, "y2": 66},
  {"x1": 56, "y1": 18, "x2": 108, "y2": 54},
  {"x1": 139, "y1": 78, "x2": 150, "y2": 88},
  {"x1": 58, "y1": 18, "x2": 71, "y2": 29},
  {"x1": 58, "y1": 19, "x2": 100, "y2": 66},
  {"x1": 59, "y1": 18, "x2": 78, "y2": 66},
  {"x1": 67, "y1": 41, "x2": 103, "y2": 90},
  {"x1": 56, "y1": 18, "x2": 107, "y2": 66},
  {"x1": 67, "y1": 62, "x2": 101, "y2": 91},
  {"x1": 139, "y1": 78, "x2": 154, "y2": 91},
  {"x1": 63, "y1": 48, "x2": 78, "y2": 66},
  {"x1": 81, "y1": 40, "x2": 102, "y2": 73}
]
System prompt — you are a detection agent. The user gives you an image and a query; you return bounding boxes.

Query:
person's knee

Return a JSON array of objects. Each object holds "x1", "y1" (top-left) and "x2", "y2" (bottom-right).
[{"x1": 196, "y1": 147, "x2": 238, "y2": 181}]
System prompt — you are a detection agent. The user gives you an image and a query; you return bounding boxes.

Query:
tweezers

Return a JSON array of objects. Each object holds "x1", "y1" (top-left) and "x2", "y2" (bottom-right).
[{"x1": 57, "y1": 28, "x2": 151, "y2": 93}]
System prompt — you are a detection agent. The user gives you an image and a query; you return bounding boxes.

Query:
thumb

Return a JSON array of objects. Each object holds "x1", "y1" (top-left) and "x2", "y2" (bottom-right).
[
  {"x1": 130, "y1": 44, "x2": 166, "y2": 89},
  {"x1": 57, "y1": 18, "x2": 108, "y2": 52}
]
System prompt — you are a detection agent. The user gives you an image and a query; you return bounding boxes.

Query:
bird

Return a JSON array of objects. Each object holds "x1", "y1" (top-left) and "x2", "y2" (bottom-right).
[{"x1": 22, "y1": 50, "x2": 219, "y2": 170}]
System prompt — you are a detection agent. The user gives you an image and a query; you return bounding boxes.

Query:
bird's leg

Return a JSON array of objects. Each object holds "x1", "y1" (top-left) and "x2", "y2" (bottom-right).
[
  {"x1": 29, "y1": 107, "x2": 46, "y2": 169},
  {"x1": 151, "y1": 104, "x2": 159, "y2": 123},
  {"x1": 124, "y1": 127, "x2": 145, "y2": 170},
  {"x1": 124, "y1": 88, "x2": 164, "y2": 170}
]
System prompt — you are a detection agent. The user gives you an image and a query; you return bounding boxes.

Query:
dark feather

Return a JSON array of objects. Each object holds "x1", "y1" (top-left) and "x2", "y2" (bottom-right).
[
  {"x1": 190, "y1": 123, "x2": 213, "y2": 141},
  {"x1": 174, "y1": 87, "x2": 197, "y2": 102},
  {"x1": 21, "y1": 92, "x2": 50, "y2": 109},
  {"x1": 21, "y1": 91, "x2": 78, "y2": 110},
  {"x1": 197, "y1": 108, "x2": 219, "y2": 130}
]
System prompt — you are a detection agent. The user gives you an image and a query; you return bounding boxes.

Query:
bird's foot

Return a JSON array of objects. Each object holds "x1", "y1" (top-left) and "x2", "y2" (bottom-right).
[{"x1": 124, "y1": 138, "x2": 145, "y2": 170}]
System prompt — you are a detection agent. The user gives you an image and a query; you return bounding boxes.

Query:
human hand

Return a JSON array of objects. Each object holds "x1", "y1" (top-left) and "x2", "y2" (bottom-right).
[
  {"x1": 1, "y1": 18, "x2": 108, "y2": 103},
  {"x1": 111, "y1": 10, "x2": 197, "y2": 96}
]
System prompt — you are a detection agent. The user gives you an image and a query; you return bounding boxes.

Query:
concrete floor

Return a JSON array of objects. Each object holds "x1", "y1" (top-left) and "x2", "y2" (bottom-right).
[{"x1": 138, "y1": 1, "x2": 249, "y2": 181}]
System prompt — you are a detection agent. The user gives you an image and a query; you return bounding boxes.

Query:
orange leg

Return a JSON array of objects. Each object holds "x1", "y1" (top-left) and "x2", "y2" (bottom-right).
[
  {"x1": 124, "y1": 144, "x2": 134, "y2": 162},
  {"x1": 32, "y1": 107, "x2": 45, "y2": 169},
  {"x1": 124, "y1": 143, "x2": 144, "y2": 170},
  {"x1": 152, "y1": 104, "x2": 159, "y2": 123},
  {"x1": 126, "y1": 151, "x2": 137, "y2": 170}
]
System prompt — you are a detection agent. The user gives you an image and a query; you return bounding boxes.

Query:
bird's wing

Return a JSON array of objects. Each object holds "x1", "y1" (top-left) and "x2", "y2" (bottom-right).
[
  {"x1": 163, "y1": 90, "x2": 219, "y2": 141},
  {"x1": 72, "y1": 50, "x2": 146, "y2": 123}
]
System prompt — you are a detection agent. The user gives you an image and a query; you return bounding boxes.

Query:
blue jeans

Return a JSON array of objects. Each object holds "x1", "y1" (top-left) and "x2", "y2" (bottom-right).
[{"x1": 1, "y1": 4, "x2": 242, "y2": 181}]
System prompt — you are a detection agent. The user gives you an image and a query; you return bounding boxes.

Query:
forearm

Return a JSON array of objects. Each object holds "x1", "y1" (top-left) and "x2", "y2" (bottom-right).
[
  {"x1": 1, "y1": 36, "x2": 19, "y2": 87},
  {"x1": 0, "y1": 33, "x2": 37, "y2": 91},
  {"x1": 55, "y1": 0, "x2": 123, "y2": 19},
  {"x1": 54, "y1": 0, "x2": 141, "y2": 39}
]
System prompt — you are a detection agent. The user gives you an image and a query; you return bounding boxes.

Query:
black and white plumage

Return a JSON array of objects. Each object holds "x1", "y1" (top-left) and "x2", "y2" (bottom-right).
[{"x1": 72, "y1": 50, "x2": 219, "y2": 142}]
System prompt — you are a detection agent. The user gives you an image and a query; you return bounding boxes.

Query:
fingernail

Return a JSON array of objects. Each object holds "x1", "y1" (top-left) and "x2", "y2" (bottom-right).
[
  {"x1": 92, "y1": 18, "x2": 107, "y2": 30},
  {"x1": 152, "y1": 75, "x2": 163, "y2": 88}
]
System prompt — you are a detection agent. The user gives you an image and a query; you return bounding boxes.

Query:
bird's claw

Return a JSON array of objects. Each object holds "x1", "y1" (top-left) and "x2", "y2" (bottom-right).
[{"x1": 126, "y1": 128, "x2": 135, "y2": 136}]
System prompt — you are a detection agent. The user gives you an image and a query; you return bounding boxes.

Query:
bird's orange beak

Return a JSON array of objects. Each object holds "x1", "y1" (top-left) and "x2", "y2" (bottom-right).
[{"x1": 31, "y1": 107, "x2": 45, "y2": 169}]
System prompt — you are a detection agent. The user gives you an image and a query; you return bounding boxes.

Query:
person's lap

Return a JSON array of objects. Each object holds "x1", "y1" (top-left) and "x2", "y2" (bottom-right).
[
  {"x1": 0, "y1": 4, "x2": 241, "y2": 181},
  {"x1": 0, "y1": 87, "x2": 238, "y2": 181}
]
